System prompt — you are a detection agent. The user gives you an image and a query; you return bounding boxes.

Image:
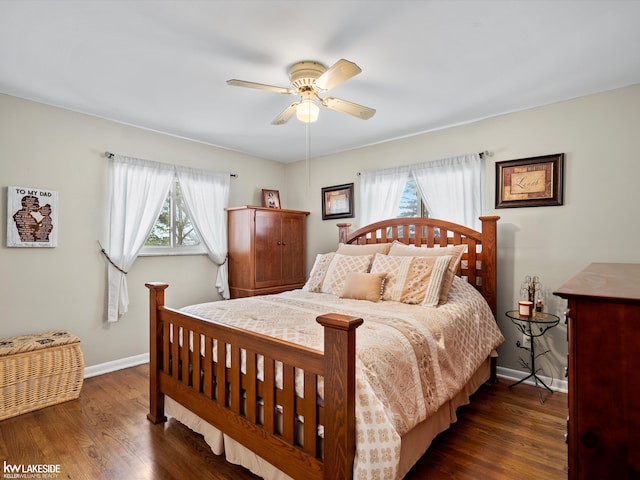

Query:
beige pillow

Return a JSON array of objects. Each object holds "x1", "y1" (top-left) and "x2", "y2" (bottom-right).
[
  {"x1": 321, "y1": 253, "x2": 373, "y2": 296},
  {"x1": 370, "y1": 254, "x2": 452, "y2": 306},
  {"x1": 303, "y1": 252, "x2": 336, "y2": 292},
  {"x1": 340, "y1": 272, "x2": 387, "y2": 302},
  {"x1": 336, "y1": 242, "x2": 391, "y2": 256},
  {"x1": 387, "y1": 241, "x2": 465, "y2": 304}
]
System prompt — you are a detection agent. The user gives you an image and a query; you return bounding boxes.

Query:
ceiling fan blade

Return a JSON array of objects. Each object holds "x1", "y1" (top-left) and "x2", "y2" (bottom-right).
[
  {"x1": 322, "y1": 97, "x2": 376, "y2": 120},
  {"x1": 227, "y1": 79, "x2": 293, "y2": 95},
  {"x1": 271, "y1": 102, "x2": 299, "y2": 125},
  {"x1": 315, "y1": 59, "x2": 362, "y2": 91}
]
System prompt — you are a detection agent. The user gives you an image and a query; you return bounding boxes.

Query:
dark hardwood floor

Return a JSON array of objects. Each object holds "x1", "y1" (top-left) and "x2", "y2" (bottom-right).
[{"x1": 0, "y1": 364, "x2": 567, "y2": 479}]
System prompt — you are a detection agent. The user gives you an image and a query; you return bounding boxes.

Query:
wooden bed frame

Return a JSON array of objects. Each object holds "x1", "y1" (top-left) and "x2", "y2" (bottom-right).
[{"x1": 146, "y1": 216, "x2": 499, "y2": 480}]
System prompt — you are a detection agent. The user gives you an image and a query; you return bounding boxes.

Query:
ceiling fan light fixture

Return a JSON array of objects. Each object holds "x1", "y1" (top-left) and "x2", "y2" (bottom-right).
[
  {"x1": 296, "y1": 99, "x2": 319, "y2": 123},
  {"x1": 228, "y1": 58, "x2": 375, "y2": 125}
]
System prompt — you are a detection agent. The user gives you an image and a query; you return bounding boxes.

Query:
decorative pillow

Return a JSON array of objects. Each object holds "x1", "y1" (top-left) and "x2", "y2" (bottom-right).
[
  {"x1": 303, "y1": 252, "x2": 335, "y2": 292},
  {"x1": 370, "y1": 254, "x2": 452, "y2": 306},
  {"x1": 340, "y1": 272, "x2": 387, "y2": 302},
  {"x1": 388, "y1": 241, "x2": 466, "y2": 304},
  {"x1": 321, "y1": 253, "x2": 373, "y2": 296},
  {"x1": 336, "y1": 242, "x2": 391, "y2": 256}
]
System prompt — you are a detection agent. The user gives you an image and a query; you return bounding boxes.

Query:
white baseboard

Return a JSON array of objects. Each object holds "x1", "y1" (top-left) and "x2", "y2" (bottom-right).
[
  {"x1": 84, "y1": 352, "x2": 150, "y2": 378},
  {"x1": 497, "y1": 366, "x2": 567, "y2": 393}
]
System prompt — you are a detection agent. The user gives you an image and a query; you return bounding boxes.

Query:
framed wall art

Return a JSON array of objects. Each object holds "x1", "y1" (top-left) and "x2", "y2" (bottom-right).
[
  {"x1": 495, "y1": 154, "x2": 565, "y2": 208},
  {"x1": 321, "y1": 183, "x2": 354, "y2": 220},
  {"x1": 262, "y1": 189, "x2": 281, "y2": 209},
  {"x1": 7, "y1": 185, "x2": 59, "y2": 247}
]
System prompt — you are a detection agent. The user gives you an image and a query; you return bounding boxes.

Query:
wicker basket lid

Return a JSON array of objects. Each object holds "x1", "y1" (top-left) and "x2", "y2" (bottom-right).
[{"x1": 0, "y1": 330, "x2": 80, "y2": 357}]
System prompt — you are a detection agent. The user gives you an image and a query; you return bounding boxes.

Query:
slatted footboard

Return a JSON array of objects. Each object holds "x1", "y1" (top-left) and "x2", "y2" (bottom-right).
[{"x1": 146, "y1": 282, "x2": 362, "y2": 480}]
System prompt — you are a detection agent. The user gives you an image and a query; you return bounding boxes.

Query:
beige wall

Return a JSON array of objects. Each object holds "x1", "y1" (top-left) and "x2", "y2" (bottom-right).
[
  {"x1": 288, "y1": 84, "x2": 640, "y2": 380},
  {"x1": 0, "y1": 93, "x2": 287, "y2": 368},
  {"x1": 3, "y1": 85, "x2": 640, "y2": 380}
]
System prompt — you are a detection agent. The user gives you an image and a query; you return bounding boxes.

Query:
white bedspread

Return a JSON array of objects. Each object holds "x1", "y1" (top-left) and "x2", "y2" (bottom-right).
[{"x1": 180, "y1": 276, "x2": 504, "y2": 479}]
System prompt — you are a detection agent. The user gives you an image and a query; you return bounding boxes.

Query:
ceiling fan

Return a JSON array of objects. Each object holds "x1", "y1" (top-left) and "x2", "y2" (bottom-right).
[{"x1": 227, "y1": 59, "x2": 376, "y2": 125}]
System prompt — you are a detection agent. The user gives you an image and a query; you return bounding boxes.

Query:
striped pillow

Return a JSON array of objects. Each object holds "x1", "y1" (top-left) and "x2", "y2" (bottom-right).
[
  {"x1": 370, "y1": 254, "x2": 452, "y2": 306},
  {"x1": 388, "y1": 241, "x2": 466, "y2": 304}
]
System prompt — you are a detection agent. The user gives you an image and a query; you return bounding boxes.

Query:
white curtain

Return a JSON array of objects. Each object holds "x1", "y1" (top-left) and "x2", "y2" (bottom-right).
[
  {"x1": 412, "y1": 153, "x2": 483, "y2": 230},
  {"x1": 176, "y1": 166, "x2": 231, "y2": 299},
  {"x1": 358, "y1": 166, "x2": 411, "y2": 226},
  {"x1": 107, "y1": 155, "x2": 175, "y2": 322}
]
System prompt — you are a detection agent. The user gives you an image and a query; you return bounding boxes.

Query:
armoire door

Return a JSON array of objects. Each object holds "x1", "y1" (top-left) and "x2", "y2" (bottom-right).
[
  {"x1": 280, "y1": 212, "x2": 306, "y2": 285},
  {"x1": 254, "y1": 209, "x2": 283, "y2": 289}
]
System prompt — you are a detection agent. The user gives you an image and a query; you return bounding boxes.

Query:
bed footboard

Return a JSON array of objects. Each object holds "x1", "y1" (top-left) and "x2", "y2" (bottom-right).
[{"x1": 146, "y1": 282, "x2": 362, "y2": 480}]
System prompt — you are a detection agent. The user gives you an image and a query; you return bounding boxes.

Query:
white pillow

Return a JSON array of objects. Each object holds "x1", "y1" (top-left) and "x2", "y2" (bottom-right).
[{"x1": 303, "y1": 252, "x2": 335, "y2": 292}]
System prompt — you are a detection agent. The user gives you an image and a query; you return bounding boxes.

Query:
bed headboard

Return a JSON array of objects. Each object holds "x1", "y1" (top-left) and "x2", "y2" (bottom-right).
[{"x1": 337, "y1": 216, "x2": 499, "y2": 315}]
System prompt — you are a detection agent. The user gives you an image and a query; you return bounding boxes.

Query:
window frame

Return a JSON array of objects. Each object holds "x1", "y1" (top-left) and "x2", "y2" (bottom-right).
[{"x1": 139, "y1": 179, "x2": 206, "y2": 257}]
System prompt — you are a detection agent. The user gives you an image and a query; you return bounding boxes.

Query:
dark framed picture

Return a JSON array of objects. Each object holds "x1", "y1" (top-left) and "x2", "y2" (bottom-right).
[
  {"x1": 321, "y1": 183, "x2": 354, "y2": 220},
  {"x1": 495, "y1": 154, "x2": 565, "y2": 208},
  {"x1": 262, "y1": 189, "x2": 281, "y2": 209}
]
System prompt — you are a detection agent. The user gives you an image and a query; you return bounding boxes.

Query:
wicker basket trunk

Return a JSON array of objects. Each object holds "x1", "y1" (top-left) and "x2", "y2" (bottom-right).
[{"x1": 0, "y1": 331, "x2": 84, "y2": 421}]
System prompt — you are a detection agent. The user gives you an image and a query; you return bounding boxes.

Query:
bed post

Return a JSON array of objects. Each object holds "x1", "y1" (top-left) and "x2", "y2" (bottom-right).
[
  {"x1": 479, "y1": 216, "x2": 499, "y2": 317},
  {"x1": 479, "y1": 216, "x2": 500, "y2": 384},
  {"x1": 145, "y1": 282, "x2": 168, "y2": 424},
  {"x1": 317, "y1": 313, "x2": 363, "y2": 480}
]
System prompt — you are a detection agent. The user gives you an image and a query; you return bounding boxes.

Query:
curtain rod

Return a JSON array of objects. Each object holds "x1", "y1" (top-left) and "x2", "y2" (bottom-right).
[
  {"x1": 356, "y1": 150, "x2": 491, "y2": 176},
  {"x1": 104, "y1": 151, "x2": 238, "y2": 178}
]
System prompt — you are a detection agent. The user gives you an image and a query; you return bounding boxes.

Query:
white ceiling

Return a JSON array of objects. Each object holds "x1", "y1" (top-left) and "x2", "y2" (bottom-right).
[{"x1": 1, "y1": 1, "x2": 639, "y2": 163}]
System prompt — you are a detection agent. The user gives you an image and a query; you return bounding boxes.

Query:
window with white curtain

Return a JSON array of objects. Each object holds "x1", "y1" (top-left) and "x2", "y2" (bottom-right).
[
  {"x1": 105, "y1": 154, "x2": 230, "y2": 323},
  {"x1": 141, "y1": 179, "x2": 206, "y2": 255},
  {"x1": 397, "y1": 178, "x2": 428, "y2": 218},
  {"x1": 412, "y1": 153, "x2": 483, "y2": 230},
  {"x1": 358, "y1": 165, "x2": 411, "y2": 226},
  {"x1": 359, "y1": 153, "x2": 483, "y2": 230}
]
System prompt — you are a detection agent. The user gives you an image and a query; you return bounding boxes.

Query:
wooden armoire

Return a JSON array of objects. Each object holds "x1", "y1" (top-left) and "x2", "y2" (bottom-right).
[
  {"x1": 554, "y1": 263, "x2": 640, "y2": 479},
  {"x1": 226, "y1": 206, "x2": 309, "y2": 298}
]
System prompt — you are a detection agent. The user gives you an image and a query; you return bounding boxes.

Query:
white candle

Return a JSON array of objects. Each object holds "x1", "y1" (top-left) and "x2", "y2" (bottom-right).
[{"x1": 518, "y1": 300, "x2": 533, "y2": 318}]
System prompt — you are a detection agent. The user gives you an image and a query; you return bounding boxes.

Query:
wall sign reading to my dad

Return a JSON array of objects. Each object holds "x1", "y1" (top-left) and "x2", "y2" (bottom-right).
[{"x1": 7, "y1": 186, "x2": 59, "y2": 247}]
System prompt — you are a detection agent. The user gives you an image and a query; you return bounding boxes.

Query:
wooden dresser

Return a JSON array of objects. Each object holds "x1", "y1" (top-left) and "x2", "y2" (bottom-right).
[
  {"x1": 554, "y1": 263, "x2": 640, "y2": 479},
  {"x1": 227, "y1": 206, "x2": 309, "y2": 298}
]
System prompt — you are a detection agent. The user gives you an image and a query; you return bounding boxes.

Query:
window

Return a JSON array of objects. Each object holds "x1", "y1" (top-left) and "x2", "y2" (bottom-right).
[
  {"x1": 142, "y1": 180, "x2": 205, "y2": 255},
  {"x1": 397, "y1": 178, "x2": 428, "y2": 218},
  {"x1": 396, "y1": 178, "x2": 431, "y2": 238}
]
